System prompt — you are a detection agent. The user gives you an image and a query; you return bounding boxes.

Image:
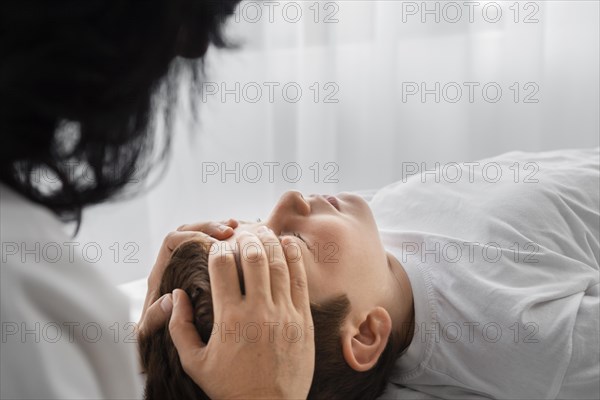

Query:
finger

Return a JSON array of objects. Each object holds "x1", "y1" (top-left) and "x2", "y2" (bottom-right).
[
  {"x1": 177, "y1": 219, "x2": 238, "y2": 239},
  {"x1": 169, "y1": 289, "x2": 206, "y2": 376},
  {"x1": 208, "y1": 241, "x2": 243, "y2": 314},
  {"x1": 139, "y1": 294, "x2": 173, "y2": 337},
  {"x1": 256, "y1": 227, "x2": 291, "y2": 305},
  {"x1": 146, "y1": 231, "x2": 215, "y2": 308},
  {"x1": 282, "y1": 237, "x2": 310, "y2": 312},
  {"x1": 145, "y1": 231, "x2": 216, "y2": 310},
  {"x1": 222, "y1": 218, "x2": 239, "y2": 229},
  {"x1": 237, "y1": 231, "x2": 271, "y2": 303},
  {"x1": 158, "y1": 231, "x2": 216, "y2": 266}
]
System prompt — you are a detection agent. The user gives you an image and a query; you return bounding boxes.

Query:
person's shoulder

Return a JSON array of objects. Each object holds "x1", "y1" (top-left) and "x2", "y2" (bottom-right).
[
  {"x1": 1, "y1": 183, "x2": 70, "y2": 243},
  {"x1": 485, "y1": 146, "x2": 599, "y2": 173},
  {"x1": 1, "y1": 183, "x2": 129, "y2": 320},
  {"x1": 0, "y1": 185, "x2": 141, "y2": 400}
]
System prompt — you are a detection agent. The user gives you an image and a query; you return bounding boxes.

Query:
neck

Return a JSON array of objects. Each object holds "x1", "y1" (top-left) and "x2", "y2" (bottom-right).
[{"x1": 386, "y1": 251, "x2": 415, "y2": 353}]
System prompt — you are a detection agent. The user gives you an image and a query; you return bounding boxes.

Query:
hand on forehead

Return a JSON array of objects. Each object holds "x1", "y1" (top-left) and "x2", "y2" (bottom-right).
[
  {"x1": 221, "y1": 220, "x2": 269, "y2": 267},
  {"x1": 224, "y1": 220, "x2": 263, "y2": 246}
]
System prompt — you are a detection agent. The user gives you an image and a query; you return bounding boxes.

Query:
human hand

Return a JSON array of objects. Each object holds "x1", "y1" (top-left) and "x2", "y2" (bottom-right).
[
  {"x1": 169, "y1": 227, "x2": 315, "y2": 399},
  {"x1": 136, "y1": 220, "x2": 238, "y2": 346}
]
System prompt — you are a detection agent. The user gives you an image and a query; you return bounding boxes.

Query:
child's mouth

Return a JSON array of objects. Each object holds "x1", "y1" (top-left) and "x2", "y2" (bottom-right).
[{"x1": 325, "y1": 195, "x2": 340, "y2": 210}]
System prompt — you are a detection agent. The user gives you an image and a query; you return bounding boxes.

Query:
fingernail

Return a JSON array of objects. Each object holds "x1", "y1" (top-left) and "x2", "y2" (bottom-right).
[
  {"x1": 218, "y1": 224, "x2": 230, "y2": 232},
  {"x1": 172, "y1": 289, "x2": 181, "y2": 303},
  {"x1": 161, "y1": 294, "x2": 173, "y2": 313},
  {"x1": 257, "y1": 225, "x2": 271, "y2": 234},
  {"x1": 177, "y1": 224, "x2": 187, "y2": 231}
]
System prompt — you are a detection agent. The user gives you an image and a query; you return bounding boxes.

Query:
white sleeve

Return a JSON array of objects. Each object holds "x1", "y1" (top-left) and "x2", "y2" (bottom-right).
[
  {"x1": 1, "y1": 260, "x2": 143, "y2": 400},
  {"x1": 1, "y1": 187, "x2": 143, "y2": 400}
]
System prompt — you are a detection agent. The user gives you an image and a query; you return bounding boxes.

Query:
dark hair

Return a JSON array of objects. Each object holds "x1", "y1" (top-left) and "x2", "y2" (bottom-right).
[
  {"x1": 0, "y1": 0, "x2": 240, "y2": 224},
  {"x1": 139, "y1": 240, "x2": 402, "y2": 400}
]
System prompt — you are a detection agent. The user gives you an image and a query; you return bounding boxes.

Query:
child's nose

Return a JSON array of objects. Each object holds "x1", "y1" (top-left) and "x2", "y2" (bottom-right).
[
  {"x1": 281, "y1": 190, "x2": 311, "y2": 216},
  {"x1": 267, "y1": 191, "x2": 311, "y2": 230}
]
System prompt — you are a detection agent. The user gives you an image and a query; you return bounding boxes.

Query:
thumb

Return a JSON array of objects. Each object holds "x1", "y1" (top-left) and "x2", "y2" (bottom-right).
[
  {"x1": 169, "y1": 289, "x2": 207, "y2": 375},
  {"x1": 139, "y1": 293, "x2": 173, "y2": 337}
]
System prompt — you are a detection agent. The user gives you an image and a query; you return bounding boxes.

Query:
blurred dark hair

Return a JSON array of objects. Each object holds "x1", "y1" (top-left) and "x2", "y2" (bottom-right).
[
  {"x1": 0, "y1": 0, "x2": 240, "y2": 225},
  {"x1": 139, "y1": 240, "x2": 402, "y2": 400}
]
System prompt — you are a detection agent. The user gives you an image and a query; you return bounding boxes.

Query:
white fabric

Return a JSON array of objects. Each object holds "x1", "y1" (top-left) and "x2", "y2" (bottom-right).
[
  {"x1": 0, "y1": 185, "x2": 143, "y2": 400},
  {"x1": 370, "y1": 148, "x2": 600, "y2": 399}
]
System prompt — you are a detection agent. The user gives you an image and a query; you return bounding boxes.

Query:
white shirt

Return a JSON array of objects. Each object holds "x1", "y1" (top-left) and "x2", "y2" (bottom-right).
[
  {"x1": 1, "y1": 184, "x2": 142, "y2": 399},
  {"x1": 371, "y1": 148, "x2": 600, "y2": 399}
]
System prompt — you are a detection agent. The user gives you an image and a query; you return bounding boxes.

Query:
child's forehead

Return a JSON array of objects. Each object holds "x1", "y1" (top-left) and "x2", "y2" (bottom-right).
[{"x1": 223, "y1": 221, "x2": 263, "y2": 251}]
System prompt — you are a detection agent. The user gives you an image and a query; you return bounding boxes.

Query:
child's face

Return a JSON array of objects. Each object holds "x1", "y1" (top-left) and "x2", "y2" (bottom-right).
[{"x1": 226, "y1": 191, "x2": 391, "y2": 310}]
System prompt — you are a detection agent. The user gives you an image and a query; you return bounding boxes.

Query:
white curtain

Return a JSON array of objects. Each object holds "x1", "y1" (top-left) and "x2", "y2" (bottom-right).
[{"x1": 77, "y1": 0, "x2": 599, "y2": 284}]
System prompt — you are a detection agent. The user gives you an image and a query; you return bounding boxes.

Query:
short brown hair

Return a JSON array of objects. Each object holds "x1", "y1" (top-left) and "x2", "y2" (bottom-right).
[{"x1": 139, "y1": 240, "x2": 401, "y2": 400}]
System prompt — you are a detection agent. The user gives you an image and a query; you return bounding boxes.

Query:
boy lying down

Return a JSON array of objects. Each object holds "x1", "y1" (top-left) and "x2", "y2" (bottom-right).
[{"x1": 140, "y1": 148, "x2": 599, "y2": 400}]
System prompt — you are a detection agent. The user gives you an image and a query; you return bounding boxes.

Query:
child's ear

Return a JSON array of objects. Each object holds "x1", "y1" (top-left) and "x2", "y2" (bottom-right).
[{"x1": 341, "y1": 307, "x2": 392, "y2": 372}]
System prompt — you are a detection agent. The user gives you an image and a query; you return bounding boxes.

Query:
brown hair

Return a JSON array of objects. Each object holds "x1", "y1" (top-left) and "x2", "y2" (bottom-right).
[{"x1": 139, "y1": 240, "x2": 401, "y2": 400}]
